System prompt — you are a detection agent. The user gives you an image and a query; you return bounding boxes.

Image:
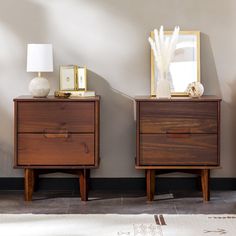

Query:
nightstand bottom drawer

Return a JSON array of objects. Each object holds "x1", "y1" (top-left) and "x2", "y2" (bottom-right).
[
  {"x1": 140, "y1": 134, "x2": 218, "y2": 165},
  {"x1": 18, "y1": 134, "x2": 95, "y2": 165}
]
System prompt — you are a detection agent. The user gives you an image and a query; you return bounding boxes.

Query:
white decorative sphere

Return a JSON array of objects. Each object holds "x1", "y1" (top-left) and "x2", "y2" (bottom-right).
[
  {"x1": 29, "y1": 77, "x2": 50, "y2": 98},
  {"x1": 186, "y1": 81, "x2": 204, "y2": 98}
]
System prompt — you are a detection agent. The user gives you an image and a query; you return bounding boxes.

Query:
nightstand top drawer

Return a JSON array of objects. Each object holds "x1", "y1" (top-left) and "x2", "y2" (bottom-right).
[
  {"x1": 16, "y1": 101, "x2": 95, "y2": 133},
  {"x1": 139, "y1": 101, "x2": 219, "y2": 134}
]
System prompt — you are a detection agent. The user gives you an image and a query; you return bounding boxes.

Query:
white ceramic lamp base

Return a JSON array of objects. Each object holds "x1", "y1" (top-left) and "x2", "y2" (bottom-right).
[{"x1": 29, "y1": 77, "x2": 50, "y2": 98}]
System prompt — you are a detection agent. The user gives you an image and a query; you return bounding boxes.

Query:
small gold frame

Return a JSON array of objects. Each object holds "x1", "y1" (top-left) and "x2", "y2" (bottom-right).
[
  {"x1": 77, "y1": 66, "x2": 87, "y2": 91},
  {"x1": 59, "y1": 65, "x2": 78, "y2": 91},
  {"x1": 151, "y1": 31, "x2": 201, "y2": 96}
]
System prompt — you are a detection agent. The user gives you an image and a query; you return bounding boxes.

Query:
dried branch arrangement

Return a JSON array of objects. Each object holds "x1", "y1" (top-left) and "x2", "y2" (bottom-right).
[{"x1": 148, "y1": 26, "x2": 180, "y2": 80}]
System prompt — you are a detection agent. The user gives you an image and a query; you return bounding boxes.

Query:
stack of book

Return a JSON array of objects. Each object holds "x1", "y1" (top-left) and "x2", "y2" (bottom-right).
[{"x1": 54, "y1": 90, "x2": 95, "y2": 98}]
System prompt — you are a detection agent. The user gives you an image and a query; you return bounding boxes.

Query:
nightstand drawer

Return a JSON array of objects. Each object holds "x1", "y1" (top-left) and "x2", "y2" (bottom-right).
[
  {"x1": 18, "y1": 134, "x2": 95, "y2": 165},
  {"x1": 17, "y1": 102, "x2": 95, "y2": 133},
  {"x1": 140, "y1": 102, "x2": 218, "y2": 134},
  {"x1": 140, "y1": 134, "x2": 218, "y2": 165}
]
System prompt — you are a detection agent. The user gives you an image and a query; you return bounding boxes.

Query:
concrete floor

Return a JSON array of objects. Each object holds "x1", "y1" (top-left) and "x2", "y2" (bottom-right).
[{"x1": 0, "y1": 190, "x2": 235, "y2": 214}]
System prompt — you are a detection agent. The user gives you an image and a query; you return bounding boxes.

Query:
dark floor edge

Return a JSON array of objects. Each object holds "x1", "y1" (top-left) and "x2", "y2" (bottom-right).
[{"x1": 0, "y1": 177, "x2": 235, "y2": 191}]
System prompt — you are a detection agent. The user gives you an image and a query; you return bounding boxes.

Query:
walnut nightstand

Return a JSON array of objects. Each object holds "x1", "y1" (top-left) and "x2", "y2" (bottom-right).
[{"x1": 14, "y1": 96, "x2": 100, "y2": 201}]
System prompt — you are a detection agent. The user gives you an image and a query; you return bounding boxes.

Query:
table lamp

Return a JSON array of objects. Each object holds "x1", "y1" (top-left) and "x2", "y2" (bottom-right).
[{"x1": 27, "y1": 44, "x2": 53, "y2": 97}]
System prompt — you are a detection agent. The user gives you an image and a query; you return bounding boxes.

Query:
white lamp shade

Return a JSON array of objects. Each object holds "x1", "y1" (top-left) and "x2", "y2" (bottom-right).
[{"x1": 27, "y1": 44, "x2": 53, "y2": 72}]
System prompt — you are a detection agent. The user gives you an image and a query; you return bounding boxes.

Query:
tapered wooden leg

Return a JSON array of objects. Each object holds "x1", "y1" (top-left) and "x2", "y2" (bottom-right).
[
  {"x1": 201, "y1": 169, "x2": 210, "y2": 201},
  {"x1": 24, "y1": 168, "x2": 34, "y2": 201},
  {"x1": 79, "y1": 169, "x2": 90, "y2": 201},
  {"x1": 146, "y1": 170, "x2": 156, "y2": 201}
]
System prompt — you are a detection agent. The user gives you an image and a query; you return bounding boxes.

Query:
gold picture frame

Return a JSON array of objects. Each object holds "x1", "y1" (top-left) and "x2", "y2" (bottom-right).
[
  {"x1": 59, "y1": 65, "x2": 78, "y2": 91},
  {"x1": 77, "y1": 66, "x2": 87, "y2": 91},
  {"x1": 151, "y1": 31, "x2": 201, "y2": 96}
]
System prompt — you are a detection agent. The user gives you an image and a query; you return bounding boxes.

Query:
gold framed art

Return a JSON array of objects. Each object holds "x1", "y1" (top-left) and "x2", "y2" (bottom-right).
[
  {"x1": 59, "y1": 65, "x2": 87, "y2": 91},
  {"x1": 151, "y1": 31, "x2": 201, "y2": 96},
  {"x1": 60, "y1": 65, "x2": 78, "y2": 91}
]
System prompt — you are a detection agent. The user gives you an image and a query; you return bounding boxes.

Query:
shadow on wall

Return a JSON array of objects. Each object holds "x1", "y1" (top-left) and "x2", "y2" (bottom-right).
[
  {"x1": 87, "y1": 70, "x2": 136, "y2": 177},
  {"x1": 227, "y1": 79, "x2": 236, "y2": 178},
  {"x1": 200, "y1": 33, "x2": 221, "y2": 96},
  {"x1": 0, "y1": 0, "x2": 49, "y2": 177},
  {"x1": 0, "y1": 141, "x2": 14, "y2": 177}
]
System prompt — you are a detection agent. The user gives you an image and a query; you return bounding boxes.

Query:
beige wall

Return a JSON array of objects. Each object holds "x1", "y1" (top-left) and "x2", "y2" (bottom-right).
[{"x1": 0, "y1": 0, "x2": 235, "y2": 177}]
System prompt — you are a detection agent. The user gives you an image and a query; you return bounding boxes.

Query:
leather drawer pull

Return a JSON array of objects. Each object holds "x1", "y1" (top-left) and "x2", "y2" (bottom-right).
[
  {"x1": 43, "y1": 128, "x2": 69, "y2": 138},
  {"x1": 81, "y1": 142, "x2": 89, "y2": 153},
  {"x1": 43, "y1": 133, "x2": 69, "y2": 138},
  {"x1": 43, "y1": 128, "x2": 68, "y2": 134},
  {"x1": 166, "y1": 133, "x2": 191, "y2": 138}
]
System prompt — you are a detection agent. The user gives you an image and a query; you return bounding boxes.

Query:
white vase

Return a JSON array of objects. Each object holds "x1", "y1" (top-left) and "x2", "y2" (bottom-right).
[
  {"x1": 29, "y1": 77, "x2": 50, "y2": 98},
  {"x1": 156, "y1": 79, "x2": 171, "y2": 98}
]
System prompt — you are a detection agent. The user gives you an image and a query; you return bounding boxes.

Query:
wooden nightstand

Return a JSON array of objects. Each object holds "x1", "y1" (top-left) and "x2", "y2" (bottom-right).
[
  {"x1": 135, "y1": 96, "x2": 221, "y2": 201},
  {"x1": 14, "y1": 96, "x2": 100, "y2": 201}
]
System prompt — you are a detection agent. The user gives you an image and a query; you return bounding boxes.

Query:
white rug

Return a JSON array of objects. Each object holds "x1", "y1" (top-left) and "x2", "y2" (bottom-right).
[{"x1": 0, "y1": 214, "x2": 235, "y2": 236}]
